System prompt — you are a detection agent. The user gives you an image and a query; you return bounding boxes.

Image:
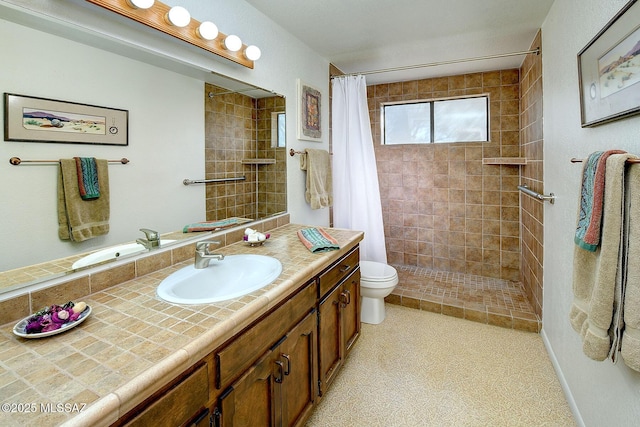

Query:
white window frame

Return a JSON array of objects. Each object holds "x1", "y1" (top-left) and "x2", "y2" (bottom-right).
[{"x1": 381, "y1": 94, "x2": 490, "y2": 145}]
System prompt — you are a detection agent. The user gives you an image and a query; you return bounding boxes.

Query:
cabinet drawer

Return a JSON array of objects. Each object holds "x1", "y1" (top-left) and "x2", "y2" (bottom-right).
[
  {"x1": 125, "y1": 363, "x2": 208, "y2": 427},
  {"x1": 216, "y1": 281, "x2": 317, "y2": 389},
  {"x1": 318, "y1": 247, "x2": 359, "y2": 298}
]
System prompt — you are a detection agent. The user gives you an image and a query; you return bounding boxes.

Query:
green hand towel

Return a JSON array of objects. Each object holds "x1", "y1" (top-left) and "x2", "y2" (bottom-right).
[
  {"x1": 297, "y1": 227, "x2": 340, "y2": 253},
  {"x1": 75, "y1": 157, "x2": 100, "y2": 200}
]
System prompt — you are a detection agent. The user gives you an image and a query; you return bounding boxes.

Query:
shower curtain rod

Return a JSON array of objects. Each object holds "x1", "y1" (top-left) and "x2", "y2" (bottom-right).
[{"x1": 331, "y1": 48, "x2": 540, "y2": 78}]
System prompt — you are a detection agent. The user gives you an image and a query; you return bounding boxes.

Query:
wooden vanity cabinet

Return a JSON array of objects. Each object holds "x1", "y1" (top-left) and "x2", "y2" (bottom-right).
[
  {"x1": 214, "y1": 280, "x2": 318, "y2": 427},
  {"x1": 317, "y1": 247, "x2": 361, "y2": 396},
  {"x1": 217, "y1": 310, "x2": 317, "y2": 427},
  {"x1": 117, "y1": 361, "x2": 210, "y2": 427}
]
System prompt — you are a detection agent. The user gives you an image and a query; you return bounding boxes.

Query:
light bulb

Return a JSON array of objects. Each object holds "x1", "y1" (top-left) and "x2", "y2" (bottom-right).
[
  {"x1": 126, "y1": 0, "x2": 154, "y2": 9},
  {"x1": 224, "y1": 35, "x2": 242, "y2": 52},
  {"x1": 197, "y1": 21, "x2": 219, "y2": 40},
  {"x1": 244, "y1": 45, "x2": 261, "y2": 61},
  {"x1": 166, "y1": 6, "x2": 190, "y2": 27}
]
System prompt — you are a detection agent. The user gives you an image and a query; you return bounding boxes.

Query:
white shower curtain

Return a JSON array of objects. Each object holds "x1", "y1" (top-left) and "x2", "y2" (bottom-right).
[{"x1": 331, "y1": 75, "x2": 387, "y2": 263}]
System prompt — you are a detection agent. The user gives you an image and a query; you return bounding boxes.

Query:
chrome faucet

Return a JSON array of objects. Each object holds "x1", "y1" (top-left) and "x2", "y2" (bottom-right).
[
  {"x1": 195, "y1": 240, "x2": 225, "y2": 269},
  {"x1": 136, "y1": 228, "x2": 160, "y2": 250}
]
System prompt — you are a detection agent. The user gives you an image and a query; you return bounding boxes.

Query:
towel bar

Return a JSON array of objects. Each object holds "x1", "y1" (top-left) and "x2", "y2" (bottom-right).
[
  {"x1": 9, "y1": 156, "x2": 129, "y2": 165},
  {"x1": 571, "y1": 157, "x2": 640, "y2": 164},
  {"x1": 517, "y1": 184, "x2": 555, "y2": 204},
  {"x1": 289, "y1": 149, "x2": 333, "y2": 157},
  {"x1": 183, "y1": 176, "x2": 246, "y2": 185}
]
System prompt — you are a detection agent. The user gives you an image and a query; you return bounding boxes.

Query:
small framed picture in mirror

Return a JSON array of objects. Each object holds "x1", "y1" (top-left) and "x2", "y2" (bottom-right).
[{"x1": 4, "y1": 93, "x2": 128, "y2": 145}]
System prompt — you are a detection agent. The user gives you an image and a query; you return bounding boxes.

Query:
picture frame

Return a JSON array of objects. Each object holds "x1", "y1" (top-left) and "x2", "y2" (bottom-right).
[
  {"x1": 578, "y1": 0, "x2": 640, "y2": 127},
  {"x1": 4, "y1": 93, "x2": 128, "y2": 145},
  {"x1": 297, "y1": 79, "x2": 322, "y2": 142}
]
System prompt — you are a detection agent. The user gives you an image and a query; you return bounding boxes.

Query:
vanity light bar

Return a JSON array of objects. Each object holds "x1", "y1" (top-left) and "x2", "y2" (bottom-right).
[{"x1": 85, "y1": 0, "x2": 258, "y2": 68}]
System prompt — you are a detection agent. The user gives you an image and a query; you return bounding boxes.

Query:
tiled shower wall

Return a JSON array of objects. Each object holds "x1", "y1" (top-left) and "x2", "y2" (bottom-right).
[
  {"x1": 519, "y1": 31, "x2": 544, "y2": 317},
  {"x1": 367, "y1": 70, "x2": 522, "y2": 281},
  {"x1": 256, "y1": 97, "x2": 287, "y2": 218},
  {"x1": 204, "y1": 83, "x2": 286, "y2": 221}
]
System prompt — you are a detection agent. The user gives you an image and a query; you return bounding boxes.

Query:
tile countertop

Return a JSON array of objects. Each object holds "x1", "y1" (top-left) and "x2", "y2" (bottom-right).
[{"x1": 0, "y1": 224, "x2": 363, "y2": 427}]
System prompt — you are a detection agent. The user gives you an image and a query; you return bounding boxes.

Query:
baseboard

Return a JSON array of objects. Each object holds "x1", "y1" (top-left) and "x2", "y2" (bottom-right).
[{"x1": 541, "y1": 328, "x2": 585, "y2": 427}]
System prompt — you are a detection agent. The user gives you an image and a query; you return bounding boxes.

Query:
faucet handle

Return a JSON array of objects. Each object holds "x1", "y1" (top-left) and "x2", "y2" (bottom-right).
[
  {"x1": 196, "y1": 240, "x2": 221, "y2": 252},
  {"x1": 139, "y1": 228, "x2": 159, "y2": 241}
]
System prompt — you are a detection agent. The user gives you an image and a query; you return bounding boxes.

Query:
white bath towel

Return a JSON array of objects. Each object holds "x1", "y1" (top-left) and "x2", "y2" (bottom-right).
[
  {"x1": 569, "y1": 153, "x2": 637, "y2": 361},
  {"x1": 301, "y1": 148, "x2": 332, "y2": 209},
  {"x1": 621, "y1": 163, "x2": 640, "y2": 372}
]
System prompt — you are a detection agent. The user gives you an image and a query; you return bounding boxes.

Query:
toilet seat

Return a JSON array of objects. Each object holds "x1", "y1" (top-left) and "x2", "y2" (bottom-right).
[{"x1": 360, "y1": 261, "x2": 398, "y2": 283}]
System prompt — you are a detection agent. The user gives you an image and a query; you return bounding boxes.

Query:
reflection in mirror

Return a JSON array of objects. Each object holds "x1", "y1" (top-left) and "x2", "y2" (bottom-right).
[
  {"x1": 0, "y1": 6, "x2": 286, "y2": 294},
  {"x1": 204, "y1": 83, "x2": 287, "y2": 223}
]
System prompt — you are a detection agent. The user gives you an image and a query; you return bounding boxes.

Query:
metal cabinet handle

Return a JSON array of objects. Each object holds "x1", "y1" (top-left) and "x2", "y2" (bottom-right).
[
  {"x1": 282, "y1": 354, "x2": 291, "y2": 376},
  {"x1": 275, "y1": 360, "x2": 284, "y2": 383},
  {"x1": 339, "y1": 264, "x2": 352, "y2": 273},
  {"x1": 339, "y1": 289, "x2": 352, "y2": 308}
]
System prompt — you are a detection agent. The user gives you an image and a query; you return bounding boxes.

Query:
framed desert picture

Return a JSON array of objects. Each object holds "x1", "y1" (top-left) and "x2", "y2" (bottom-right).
[
  {"x1": 297, "y1": 79, "x2": 322, "y2": 142},
  {"x1": 578, "y1": 0, "x2": 640, "y2": 127},
  {"x1": 4, "y1": 93, "x2": 128, "y2": 145}
]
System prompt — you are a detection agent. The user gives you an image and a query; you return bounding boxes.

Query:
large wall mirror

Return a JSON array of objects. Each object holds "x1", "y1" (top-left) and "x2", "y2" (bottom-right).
[{"x1": 0, "y1": 3, "x2": 286, "y2": 294}]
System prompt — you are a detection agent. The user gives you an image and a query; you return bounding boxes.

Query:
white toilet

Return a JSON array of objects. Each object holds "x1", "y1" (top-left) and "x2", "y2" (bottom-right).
[{"x1": 359, "y1": 261, "x2": 399, "y2": 324}]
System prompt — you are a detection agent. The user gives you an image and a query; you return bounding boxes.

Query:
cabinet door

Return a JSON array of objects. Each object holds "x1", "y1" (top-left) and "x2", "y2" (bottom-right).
[
  {"x1": 318, "y1": 284, "x2": 343, "y2": 395},
  {"x1": 279, "y1": 310, "x2": 318, "y2": 427},
  {"x1": 218, "y1": 350, "x2": 278, "y2": 427},
  {"x1": 123, "y1": 363, "x2": 209, "y2": 427},
  {"x1": 341, "y1": 269, "x2": 361, "y2": 355}
]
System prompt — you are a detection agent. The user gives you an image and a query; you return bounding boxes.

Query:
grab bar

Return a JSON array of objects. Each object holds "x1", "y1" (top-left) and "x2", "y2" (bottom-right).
[
  {"x1": 517, "y1": 184, "x2": 555, "y2": 204},
  {"x1": 183, "y1": 176, "x2": 246, "y2": 185}
]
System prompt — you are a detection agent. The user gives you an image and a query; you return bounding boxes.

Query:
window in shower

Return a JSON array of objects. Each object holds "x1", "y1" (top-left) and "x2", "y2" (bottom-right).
[
  {"x1": 271, "y1": 111, "x2": 286, "y2": 148},
  {"x1": 381, "y1": 94, "x2": 489, "y2": 144}
]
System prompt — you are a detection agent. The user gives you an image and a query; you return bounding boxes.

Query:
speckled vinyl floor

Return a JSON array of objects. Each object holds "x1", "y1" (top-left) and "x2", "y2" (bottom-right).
[{"x1": 306, "y1": 304, "x2": 575, "y2": 427}]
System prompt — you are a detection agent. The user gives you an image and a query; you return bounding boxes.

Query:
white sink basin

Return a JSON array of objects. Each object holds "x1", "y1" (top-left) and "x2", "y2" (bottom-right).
[
  {"x1": 72, "y1": 240, "x2": 176, "y2": 269},
  {"x1": 157, "y1": 254, "x2": 282, "y2": 304}
]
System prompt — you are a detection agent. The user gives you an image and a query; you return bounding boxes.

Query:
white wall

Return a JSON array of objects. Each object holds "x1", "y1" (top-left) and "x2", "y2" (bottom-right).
[
  {"x1": 0, "y1": 0, "x2": 330, "y2": 270},
  {"x1": 542, "y1": 0, "x2": 640, "y2": 425},
  {"x1": 0, "y1": 18, "x2": 204, "y2": 269}
]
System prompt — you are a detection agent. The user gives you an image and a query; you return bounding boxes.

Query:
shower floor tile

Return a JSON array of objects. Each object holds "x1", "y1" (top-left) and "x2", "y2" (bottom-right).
[{"x1": 386, "y1": 265, "x2": 540, "y2": 332}]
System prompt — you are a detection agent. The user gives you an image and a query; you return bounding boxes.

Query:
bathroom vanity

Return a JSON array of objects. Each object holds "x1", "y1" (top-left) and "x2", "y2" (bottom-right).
[
  {"x1": 0, "y1": 224, "x2": 362, "y2": 427},
  {"x1": 120, "y1": 245, "x2": 360, "y2": 427}
]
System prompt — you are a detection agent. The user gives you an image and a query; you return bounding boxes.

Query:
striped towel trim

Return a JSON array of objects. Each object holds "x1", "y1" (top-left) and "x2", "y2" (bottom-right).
[
  {"x1": 575, "y1": 150, "x2": 626, "y2": 251},
  {"x1": 297, "y1": 227, "x2": 340, "y2": 253},
  {"x1": 75, "y1": 157, "x2": 100, "y2": 200}
]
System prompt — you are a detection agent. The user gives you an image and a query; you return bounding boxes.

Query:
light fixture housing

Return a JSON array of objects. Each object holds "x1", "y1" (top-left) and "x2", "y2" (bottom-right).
[
  {"x1": 85, "y1": 0, "x2": 256, "y2": 68},
  {"x1": 224, "y1": 35, "x2": 242, "y2": 52},
  {"x1": 166, "y1": 6, "x2": 190, "y2": 27},
  {"x1": 197, "y1": 21, "x2": 219, "y2": 40},
  {"x1": 244, "y1": 45, "x2": 261, "y2": 61},
  {"x1": 126, "y1": 0, "x2": 154, "y2": 9}
]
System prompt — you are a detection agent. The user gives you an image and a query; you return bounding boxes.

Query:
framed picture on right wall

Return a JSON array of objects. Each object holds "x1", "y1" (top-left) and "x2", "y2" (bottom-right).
[{"x1": 578, "y1": 0, "x2": 640, "y2": 127}]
